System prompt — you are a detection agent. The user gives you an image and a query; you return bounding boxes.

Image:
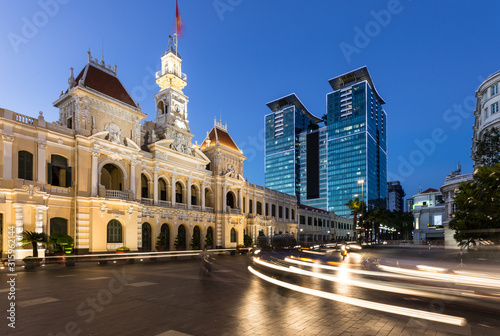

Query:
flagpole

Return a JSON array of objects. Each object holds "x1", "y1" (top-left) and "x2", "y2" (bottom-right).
[{"x1": 175, "y1": 0, "x2": 178, "y2": 57}]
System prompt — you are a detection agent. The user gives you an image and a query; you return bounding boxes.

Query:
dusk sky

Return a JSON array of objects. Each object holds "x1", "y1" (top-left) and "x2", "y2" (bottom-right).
[{"x1": 1, "y1": 0, "x2": 497, "y2": 199}]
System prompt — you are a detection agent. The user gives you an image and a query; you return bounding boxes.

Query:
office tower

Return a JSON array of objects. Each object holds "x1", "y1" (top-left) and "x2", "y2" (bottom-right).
[
  {"x1": 387, "y1": 181, "x2": 405, "y2": 212},
  {"x1": 326, "y1": 66, "x2": 387, "y2": 216}
]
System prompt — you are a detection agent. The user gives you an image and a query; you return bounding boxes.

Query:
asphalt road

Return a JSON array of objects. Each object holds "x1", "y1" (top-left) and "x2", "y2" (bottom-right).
[{"x1": 2, "y1": 248, "x2": 500, "y2": 336}]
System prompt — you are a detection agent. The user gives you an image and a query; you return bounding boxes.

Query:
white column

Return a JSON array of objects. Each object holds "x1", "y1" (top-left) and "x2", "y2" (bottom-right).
[
  {"x1": 37, "y1": 141, "x2": 47, "y2": 183},
  {"x1": 171, "y1": 174, "x2": 177, "y2": 206},
  {"x1": 35, "y1": 206, "x2": 47, "y2": 233},
  {"x1": 13, "y1": 204, "x2": 24, "y2": 247},
  {"x1": 153, "y1": 168, "x2": 159, "y2": 205},
  {"x1": 201, "y1": 183, "x2": 206, "y2": 210},
  {"x1": 130, "y1": 160, "x2": 137, "y2": 201},
  {"x1": 238, "y1": 188, "x2": 243, "y2": 214},
  {"x1": 187, "y1": 178, "x2": 192, "y2": 209},
  {"x1": 223, "y1": 185, "x2": 227, "y2": 213},
  {"x1": 91, "y1": 151, "x2": 99, "y2": 196},
  {"x1": 2, "y1": 134, "x2": 14, "y2": 180}
]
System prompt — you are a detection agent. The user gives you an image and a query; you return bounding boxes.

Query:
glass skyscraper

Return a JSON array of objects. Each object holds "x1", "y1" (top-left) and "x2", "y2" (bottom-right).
[
  {"x1": 326, "y1": 66, "x2": 387, "y2": 216},
  {"x1": 265, "y1": 67, "x2": 387, "y2": 216}
]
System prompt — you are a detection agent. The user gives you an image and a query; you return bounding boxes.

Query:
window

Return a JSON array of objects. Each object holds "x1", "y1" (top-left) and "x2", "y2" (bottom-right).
[
  {"x1": 300, "y1": 215, "x2": 306, "y2": 225},
  {"x1": 249, "y1": 200, "x2": 253, "y2": 214},
  {"x1": 265, "y1": 203, "x2": 269, "y2": 216},
  {"x1": 230, "y1": 228, "x2": 237, "y2": 243},
  {"x1": 159, "y1": 179, "x2": 167, "y2": 201},
  {"x1": 50, "y1": 217, "x2": 67, "y2": 235},
  {"x1": 257, "y1": 202, "x2": 262, "y2": 215},
  {"x1": 18, "y1": 151, "x2": 33, "y2": 180},
  {"x1": 175, "y1": 182, "x2": 183, "y2": 203},
  {"x1": 272, "y1": 204, "x2": 276, "y2": 217},
  {"x1": 107, "y1": 219, "x2": 122, "y2": 243},
  {"x1": 243, "y1": 197, "x2": 246, "y2": 213},
  {"x1": 285, "y1": 207, "x2": 289, "y2": 219},
  {"x1": 314, "y1": 219, "x2": 317, "y2": 226},
  {"x1": 48, "y1": 155, "x2": 71, "y2": 187},
  {"x1": 492, "y1": 84, "x2": 498, "y2": 96},
  {"x1": 279, "y1": 206, "x2": 283, "y2": 218},
  {"x1": 492, "y1": 102, "x2": 499, "y2": 114},
  {"x1": 291, "y1": 209, "x2": 295, "y2": 220},
  {"x1": 191, "y1": 185, "x2": 198, "y2": 205},
  {"x1": 141, "y1": 174, "x2": 149, "y2": 198},
  {"x1": 308, "y1": 217, "x2": 312, "y2": 225}
]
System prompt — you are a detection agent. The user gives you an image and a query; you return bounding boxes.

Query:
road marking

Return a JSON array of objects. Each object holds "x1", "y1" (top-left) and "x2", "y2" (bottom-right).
[
  {"x1": 18, "y1": 297, "x2": 59, "y2": 307},
  {"x1": 129, "y1": 282, "x2": 157, "y2": 287},
  {"x1": 55, "y1": 275, "x2": 76, "y2": 278},
  {"x1": 156, "y1": 330, "x2": 192, "y2": 336},
  {"x1": 85, "y1": 277, "x2": 110, "y2": 280}
]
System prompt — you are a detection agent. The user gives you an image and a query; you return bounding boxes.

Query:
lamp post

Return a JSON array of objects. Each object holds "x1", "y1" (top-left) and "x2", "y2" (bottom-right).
[{"x1": 357, "y1": 179, "x2": 365, "y2": 204}]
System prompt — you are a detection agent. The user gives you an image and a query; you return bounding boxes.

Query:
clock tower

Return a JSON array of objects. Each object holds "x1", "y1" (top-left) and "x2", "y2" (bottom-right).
[{"x1": 154, "y1": 34, "x2": 191, "y2": 141}]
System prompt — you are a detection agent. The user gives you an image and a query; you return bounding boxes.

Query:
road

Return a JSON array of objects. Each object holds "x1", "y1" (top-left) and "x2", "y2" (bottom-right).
[{"x1": 2, "y1": 248, "x2": 500, "y2": 336}]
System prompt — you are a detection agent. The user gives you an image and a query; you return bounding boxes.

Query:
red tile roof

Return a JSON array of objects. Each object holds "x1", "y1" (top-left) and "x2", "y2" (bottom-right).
[
  {"x1": 73, "y1": 63, "x2": 137, "y2": 108},
  {"x1": 421, "y1": 188, "x2": 439, "y2": 194},
  {"x1": 200, "y1": 126, "x2": 241, "y2": 152}
]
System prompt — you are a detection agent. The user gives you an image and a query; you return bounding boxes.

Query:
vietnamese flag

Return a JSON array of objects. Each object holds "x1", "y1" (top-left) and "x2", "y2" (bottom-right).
[{"x1": 175, "y1": 0, "x2": 185, "y2": 37}]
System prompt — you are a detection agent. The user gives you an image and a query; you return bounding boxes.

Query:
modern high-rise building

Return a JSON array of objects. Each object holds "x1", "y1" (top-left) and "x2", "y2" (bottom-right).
[
  {"x1": 326, "y1": 67, "x2": 387, "y2": 216},
  {"x1": 265, "y1": 67, "x2": 388, "y2": 217},
  {"x1": 265, "y1": 94, "x2": 326, "y2": 208}
]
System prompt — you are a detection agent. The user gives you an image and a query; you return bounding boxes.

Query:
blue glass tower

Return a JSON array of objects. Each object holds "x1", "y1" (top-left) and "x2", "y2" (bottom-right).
[
  {"x1": 265, "y1": 94, "x2": 326, "y2": 206},
  {"x1": 326, "y1": 67, "x2": 387, "y2": 216}
]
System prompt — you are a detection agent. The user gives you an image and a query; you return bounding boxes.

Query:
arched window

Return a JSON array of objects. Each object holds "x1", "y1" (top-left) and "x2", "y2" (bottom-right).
[
  {"x1": 101, "y1": 164, "x2": 123, "y2": 191},
  {"x1": 205, "y1": 226, "x2": 214, "y2": 248},
  {"x1": 18, "y1": 151, "x2": 33, "y2": 180},
  {"x1": 48, "y1": 154, "x2": 71, "y2": 187},
  {"x1": 192, "y1": 226, "x2": 201, "y2": 249},
  {"x1": 256, "y1": 202, "x2": 262, "y2": 215},
  {"x1": 230, "y1": 228, "x2": 237, "y2": 243},
  {"x1": 50, "y1": 217, "x2": 67, "y2": 235},
  {"x1": 107, "y1": 219, "x2": 122, "y2": 243},
  {"x1": 160, "y1": 224, "x2": 170, "y2": 250},
  {"x1": 159, "y1": 179, "x2": 167, "y2": 201},
  {"x1": 175, "y1": 224, "x2": 186, "y2": 249},
  {"x1": 176, "y1": 182, "x2": 183, "y2": 203},
  {"x1": 157, "y1": 101, "x2": 165, "y2": 115},
  {"x1": 191, "y1": 185, "x2": 198, "y2": 205},
  {"x1": 226, "y1": 191, "x2": 236, "y2": 208},
  {"x1": 205, "y1": 188, "x2": 214, "y2": 208},
  {"x1": 142, "y1": 222, "x2": 152, "y2": 252},
  {"x1": 141, "y1": 174, "x2": 149, "y2": 198}
]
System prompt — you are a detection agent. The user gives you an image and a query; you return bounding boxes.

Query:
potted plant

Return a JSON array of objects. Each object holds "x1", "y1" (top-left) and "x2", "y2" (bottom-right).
[
  {"x1": 20, "y1": 231, "x2": 48, "y2": 263},
  {"x1": 23, "y1": 256, "x2": 37, "y2": 270},
  {"x1": 156, "y1": 232, "x2": 167, "y2": 252},
  {"x1": 116, "y1": 246, "x2": 130, "y2": 254},
  {"x1": 49, "y1": 232, "x2": 74, "y2": 263},
  {"x1": 174, "y1": 233, "x2": 186, "y2": 251},
  {"x1": 191, "y1": 232, "x2": 201, "y2": 250},
  {"x1": 204, "y1": 232, "x2": 213, "y2": 250},
  {"x1": 244, "y1": 234, "x2": 253, "y2": 247}
]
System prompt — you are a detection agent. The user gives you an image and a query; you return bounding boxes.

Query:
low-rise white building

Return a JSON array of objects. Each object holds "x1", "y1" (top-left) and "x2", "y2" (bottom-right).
[{"x1": 411, "y1": 188, "x2": 445, "y2": 244}]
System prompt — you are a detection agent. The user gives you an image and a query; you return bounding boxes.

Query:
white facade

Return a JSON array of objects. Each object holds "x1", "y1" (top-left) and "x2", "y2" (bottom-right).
[
  {"x1": 472, "y1": 70, "x2": 500, "y2": 168},
  {"x1": 440, "y1": 167, "x2": 473, "y2": 249},
  {"x1": 411, "y1": 189, "x2": 445, "y2": 244}
]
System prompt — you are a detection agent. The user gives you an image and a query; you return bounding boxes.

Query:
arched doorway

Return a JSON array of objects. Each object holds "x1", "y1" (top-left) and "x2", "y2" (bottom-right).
[
  {"x1": 192, "y1": 226, "x2": 201, "y2": 249},
  {"x1": 205, "y1": 188, "x2": 214, "y2": 208},
  {"x1": 175, "y1": 224, "x2": 186, "y2": 250},
  {"x1": 226, "y1": 191, "x2": 236, "y2": 208},
  {"x1": 142, "y1": 222, "x2": 152, "y2": 251},
  {"x1": 159, "y1": 179, "x2": 167, "y2": 201},
  {"x1": 107, "y1": 219, "x2": 123, "y2": 244},
  {"x1": 160, "y1": 223, "x2": 170, "y2": 250},
  {"x1": 205, "y1": 226, "x2": 214, "y2": 248},
  {"x1": 175, "y1": 182, "x2": 183, "y2": 204},
  {"x1": 101, "y1": 164, "x2": 123, "y2": 191},
  {"x1": 230, "y1": 227, "x2": 237, "y2": 243},
  {"x1": 191, "y1": 185, "x2": 198, "y2": 205},
  {"x1": 141, "y1": 174, "x2": 149, "y2": 198}
]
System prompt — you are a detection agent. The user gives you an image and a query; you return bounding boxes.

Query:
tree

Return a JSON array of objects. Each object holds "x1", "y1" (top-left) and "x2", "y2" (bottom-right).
[
  {"x1": 472, "y1": 127, "x2": 500, "y2": 166},
  {"x1": 346, "y1": 197, "x2": 361, "y2": 229},
  {"x1": 20, "y1": 231, "x2": 49, "y2": 257},
  {"x1": 449, "y1": 163, "x2": 500, "y2": 247}
]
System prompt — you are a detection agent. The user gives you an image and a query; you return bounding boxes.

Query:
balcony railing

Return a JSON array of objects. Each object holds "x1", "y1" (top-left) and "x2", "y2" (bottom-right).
[
  {"x1": 176, "y1": 203, "x2": 187, "y2": 209},
  {"x1": 204, "y1": 207, "x2": 214, "y2": 213},
  {"x1": 159, "y1": 200, "x2": 172, "y2": 207},
  {"x1": 141, "y1": 198, "x2": 153, "y2": 206},
  {"x1": 105, "y1": 190, "x2": 129, "y2": 200},
  {"x1": 192, "y1": 205, "x2": 201, "y2": 211}
]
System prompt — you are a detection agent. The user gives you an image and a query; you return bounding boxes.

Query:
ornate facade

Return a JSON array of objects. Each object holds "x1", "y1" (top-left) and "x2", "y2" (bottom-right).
[{"x1": 0, "y1": 39, "x2": 352, "y2": 259}]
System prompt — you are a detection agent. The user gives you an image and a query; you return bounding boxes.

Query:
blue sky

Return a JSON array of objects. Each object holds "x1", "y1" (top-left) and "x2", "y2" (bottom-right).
[{"x1": 0, "y1": 0, "x2": 497, "y2": 199}]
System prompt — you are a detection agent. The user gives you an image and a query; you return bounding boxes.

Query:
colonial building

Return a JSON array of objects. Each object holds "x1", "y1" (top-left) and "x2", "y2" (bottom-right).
[
  {"x1": 411, "y1": 188, "x2": 445, "y2": 244},
  {"x1": 297, "y1": 204, "x2": 353, "y2": 244},
  {"x1": 1, "y1": 37, "x2": 351, "y2": 259}
]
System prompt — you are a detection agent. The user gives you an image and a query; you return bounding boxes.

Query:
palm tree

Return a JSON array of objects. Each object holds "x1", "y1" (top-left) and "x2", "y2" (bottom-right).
[
  {"x1": 345, "y1": 197, "x2": 361, "y2": 228},
  {"x1": 20, "y1": 231, "x2": 49, "y2": 257}
]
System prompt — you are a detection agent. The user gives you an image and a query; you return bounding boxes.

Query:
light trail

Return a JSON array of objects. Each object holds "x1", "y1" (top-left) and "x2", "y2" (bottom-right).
[{"x1": 248, "y1": 266, "x2": 467, "y2": 326}]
